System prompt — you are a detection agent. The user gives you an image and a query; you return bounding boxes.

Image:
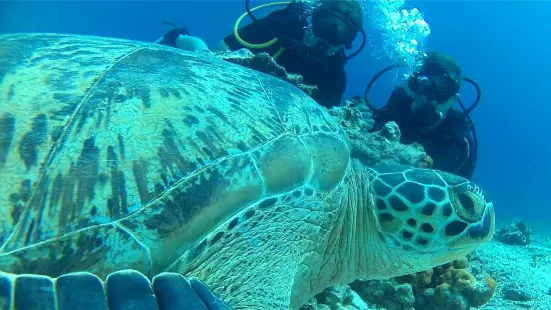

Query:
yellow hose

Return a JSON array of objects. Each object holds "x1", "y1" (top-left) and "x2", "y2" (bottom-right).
[{"x1": 233, "y1": 1, "x2": 290, "y2": 49}]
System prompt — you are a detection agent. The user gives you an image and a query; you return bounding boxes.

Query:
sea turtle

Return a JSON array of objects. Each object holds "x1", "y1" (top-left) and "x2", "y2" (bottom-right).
[{"x1": 0, "y1": 33, "x2": 495, "y2": 309}]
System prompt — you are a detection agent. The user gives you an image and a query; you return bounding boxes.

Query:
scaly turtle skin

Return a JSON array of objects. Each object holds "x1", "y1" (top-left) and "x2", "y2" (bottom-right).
[{"x1": 0, "y1": 33, "x2": 495, "y2": 309}]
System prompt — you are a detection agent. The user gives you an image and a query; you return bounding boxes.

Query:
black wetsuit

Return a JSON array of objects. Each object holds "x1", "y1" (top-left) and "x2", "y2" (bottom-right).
[
  {"x1": 222, "y1": 2, "x2": 347, "y2": 109},
  {"x1": 371, "y1": 86, "x2": 477, "y2": 179}
]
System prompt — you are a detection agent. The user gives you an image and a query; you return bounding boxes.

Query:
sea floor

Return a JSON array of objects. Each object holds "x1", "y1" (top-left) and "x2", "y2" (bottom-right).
[
  {"x1": 478, "y1": 220, "x2": 551, "y2": 310},
  {"x1": 304, "y1": 219, "x2": 551, "y2": 310}
]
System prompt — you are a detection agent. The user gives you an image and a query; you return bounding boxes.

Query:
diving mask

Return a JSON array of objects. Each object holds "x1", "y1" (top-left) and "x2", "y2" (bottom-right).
[
  {"x1": 303, "y1": 29, "x2": 346, "y2": 56},
  {"x1": 408, "y1": 72, "x2": 460, "y2": 103},
  {"x1": 307, "y1": 8, "x2": 360, "y2": 56}
]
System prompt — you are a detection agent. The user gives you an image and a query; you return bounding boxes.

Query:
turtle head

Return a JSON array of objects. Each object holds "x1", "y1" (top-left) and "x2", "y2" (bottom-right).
[{"x1": 366, "y1": 164, "x2": 495, "y2": 277}]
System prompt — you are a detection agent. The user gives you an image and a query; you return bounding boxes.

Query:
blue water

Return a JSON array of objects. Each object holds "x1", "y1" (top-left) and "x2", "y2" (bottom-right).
[{"x1": 2, "y1": 0, "x2": 550, "y2": 221}]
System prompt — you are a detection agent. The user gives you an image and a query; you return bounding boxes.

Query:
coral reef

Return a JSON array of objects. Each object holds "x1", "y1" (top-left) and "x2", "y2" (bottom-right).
[
  {"x1": 399, "y1": 256, "x2": 495, "y2": 310},
  {"x1": 344, "y1": 262, "x2": 492, "y2": 310},
  {"x1": 300, "y1": 285, "x2": 369, "y2": 310},
  {"x1": 303, "y1": 255, "x2": 496, "y2": 310},
  {"x1": 494, "y1": 220, "x2": 531, "y2": 246},
  {"x1": 216, "y1": 49, "x2": 318, "y2": 97},
  {"x1": 351, "y1": 279, "x2": 415, "y2": 310},
  {"x1": 328, "y1": 103, "x2": 432, "y2": 169},
  {"x1": 328, "y1": 98, "x2": 374, "y2": 132},
  {"x1": 337, "y1": 96, "x2": 376, "y2": 131}
]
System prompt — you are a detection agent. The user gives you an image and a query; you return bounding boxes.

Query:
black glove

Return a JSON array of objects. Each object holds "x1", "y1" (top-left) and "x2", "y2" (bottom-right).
[
  {"x1": 162, "y1": 27, "x2": 190, "y2": 47},
  {"x1": 1, "y1": 269, "x2": 233, "y2": 310}
]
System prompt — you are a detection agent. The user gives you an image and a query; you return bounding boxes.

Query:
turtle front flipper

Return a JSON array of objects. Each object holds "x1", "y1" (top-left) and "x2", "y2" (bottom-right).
[{"x1": 0, "y1": 270, "x2": 231, "y2": 310}]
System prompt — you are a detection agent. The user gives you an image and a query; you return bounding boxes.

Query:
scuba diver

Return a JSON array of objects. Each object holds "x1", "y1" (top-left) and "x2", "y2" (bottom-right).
[
  {"x1": 157, "y1": 0, "x2": 367, "y2": 109},
  {"x1": 366, "y1": 52, "x2": 481, "y2": 180}
]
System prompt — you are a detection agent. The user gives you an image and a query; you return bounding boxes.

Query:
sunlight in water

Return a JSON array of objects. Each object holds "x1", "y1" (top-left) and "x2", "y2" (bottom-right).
[{"x1": 367, "y1": 0, "x2": 431, "y2": 70}]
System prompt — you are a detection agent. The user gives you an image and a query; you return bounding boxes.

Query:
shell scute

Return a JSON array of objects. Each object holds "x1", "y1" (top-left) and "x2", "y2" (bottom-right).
[
  {"x1": 0, "y1": 34, "x2": 144, "y2": 249},
  {"x1": 301, "y1": 132, "x2": 350, "y2": 192},
  {"x1": 252, "y1": 72, "x2": 341, "y2": 135},
  {"x1": 118, "y1": 153, "x2": 264, "y2": 275},
  {"x1": 0, "y1": 223, "x2": 150, "y2": 278},
  {"x1": 1, "y1": 36, "x2": 282, "y2": 249},
  {"x1": 0, "y1": 33, "x2": 349, "y2": 278},
  {"x1": 251, "y1": 134, "x2": 312, "y2": 196}
]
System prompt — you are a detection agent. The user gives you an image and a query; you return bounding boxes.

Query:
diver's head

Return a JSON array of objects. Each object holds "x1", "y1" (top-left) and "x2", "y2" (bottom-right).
[
  {"x1": 305, "y1": 0, "x2": 364, "y2": 56},
  {"x1": 407, "y1": 52, "x2": 463, "y2": 130}
]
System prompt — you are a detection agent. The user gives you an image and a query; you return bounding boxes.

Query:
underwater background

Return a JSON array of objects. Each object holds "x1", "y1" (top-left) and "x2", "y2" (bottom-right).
[{"x1": 2, "y1": 0, "x2": 550, "y2": 224}]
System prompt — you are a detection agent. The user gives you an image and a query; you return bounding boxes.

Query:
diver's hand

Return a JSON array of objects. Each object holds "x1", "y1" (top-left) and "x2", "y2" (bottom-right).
[
  {"x1": 0, "y1": 269, "x2": 232, "y2": 310},
  {"x1": 153, "y1": 272, "x2": 232, "y2": 310},
  {"x1": 162, "y1": 27, "x2": 190, "y2": 47},
  {"x1": 357, "y1": 104, "x2": 375, "y2": 130}
]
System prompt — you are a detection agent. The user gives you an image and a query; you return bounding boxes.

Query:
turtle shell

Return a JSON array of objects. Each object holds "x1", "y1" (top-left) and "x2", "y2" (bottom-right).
[{"x1": 0, "y1": 33, "x2": 351, "y2": 279}]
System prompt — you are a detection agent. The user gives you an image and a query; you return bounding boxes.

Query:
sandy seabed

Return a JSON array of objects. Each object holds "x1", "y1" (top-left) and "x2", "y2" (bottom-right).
[{"x1": 478, "y1": 220, "x2": 551, "y2": 310}]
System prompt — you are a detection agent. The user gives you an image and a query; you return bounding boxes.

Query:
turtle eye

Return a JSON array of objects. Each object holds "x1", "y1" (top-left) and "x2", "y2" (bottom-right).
[{"x1": 451, "y1": 190, "x2": 483, "y2": 223}]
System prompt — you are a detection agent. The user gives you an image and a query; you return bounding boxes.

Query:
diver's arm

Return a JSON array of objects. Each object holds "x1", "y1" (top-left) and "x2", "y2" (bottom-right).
[
  {"x1": 371, "y1": 86, "x2": 412, "y2": 132},
  {"x1": 313, "y1": 68, "x2": 346, "y2": 109}
]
